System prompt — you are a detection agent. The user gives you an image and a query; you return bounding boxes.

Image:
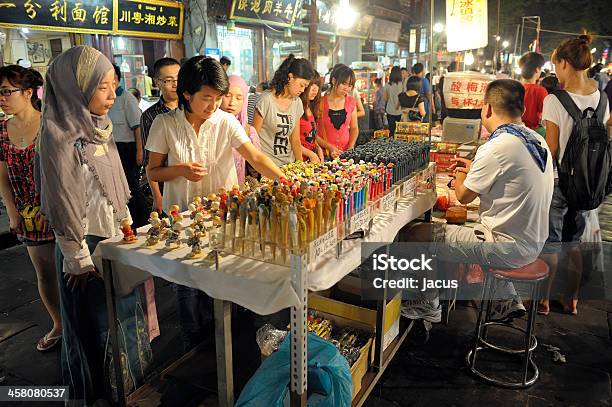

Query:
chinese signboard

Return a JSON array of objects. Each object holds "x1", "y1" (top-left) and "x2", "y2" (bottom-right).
[
  {"x1": 230, "y1": 0, "x2": 303, "y2": 28},
  {"x1": 0, "y1": 0, "x2": 183, "y2": 39},
  {"x1": 446, "y1": 0, "x2": 487, "y2": 52},
  {"x1": 442, "y1": 72, "x2": 494, "y2": 110},
  {"x1": 370, "y1": 17, "x2": 400, "y2": 43},
  {"x1": 116, "y1": 0, "x2": 182, "y2": 39}
]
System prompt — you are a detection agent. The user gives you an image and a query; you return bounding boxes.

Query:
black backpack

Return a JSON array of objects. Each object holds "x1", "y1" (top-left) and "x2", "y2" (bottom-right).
[{"x1": 552, "y1": 89, "x2": 611, "y2": 210}]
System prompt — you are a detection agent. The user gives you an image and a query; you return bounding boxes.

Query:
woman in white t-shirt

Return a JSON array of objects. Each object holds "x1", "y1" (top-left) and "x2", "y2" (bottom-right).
[
  {"x1": 383, "y1": 66, "x2": 404, "y2": 137},
  {"x1": 253, "y1": 54, "x2": 314, "y2": 167},
  {"x1": 540, "y1": 34, "x2": 611, "y2": 316},
  {"x1": 146, "y1": 56, "x2": 284, "y2": 213}
]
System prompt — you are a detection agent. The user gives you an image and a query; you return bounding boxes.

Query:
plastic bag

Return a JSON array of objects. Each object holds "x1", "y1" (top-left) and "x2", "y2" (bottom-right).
[
  {"x1": 256, "y1": 324, "x2": 289, "y2": 357},
  {"x1": 236, "y1": 333, "x2": 352, "y2": 407}
]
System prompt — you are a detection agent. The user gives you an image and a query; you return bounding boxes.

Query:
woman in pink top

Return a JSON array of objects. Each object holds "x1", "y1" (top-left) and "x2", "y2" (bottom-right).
[
  {"x1": 318, "y1": 64, "x2": 359, "y2": 157},
  {"x1": 221, "y1": 75, "x2": 261, "y2": 185}
]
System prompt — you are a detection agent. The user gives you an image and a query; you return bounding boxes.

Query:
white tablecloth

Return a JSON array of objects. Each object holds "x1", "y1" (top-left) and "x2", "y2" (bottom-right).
[{"x1": 92, "y1": 191, "x2": 435, "y2": 315}]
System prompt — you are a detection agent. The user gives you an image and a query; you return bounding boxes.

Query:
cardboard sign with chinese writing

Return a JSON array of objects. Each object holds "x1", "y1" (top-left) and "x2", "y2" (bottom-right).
[
  {"x1": 309, "y1": 227, "x2": 337, "y2": 263},
  {"x1": 116, "y1": 0, "x2": 183, "y2": 40},
  {"x1": 230, "y1": 0, "x2": 302, "y2": 28},
  {"x1": 349, "y1": 207, "x2": 371, "y2": 234},
  {"x1": 0, "y1": 0, "x2": 183, "y2": 39},
  {"x1": 442, "y1": 72, "x2": 494, "y2": 110},
  {"x1": 0, "y1": 0, "x2": 114, "y2": 34},
  {"x1": 446, "y1": 0, "x2": 487, "y2": 52}
]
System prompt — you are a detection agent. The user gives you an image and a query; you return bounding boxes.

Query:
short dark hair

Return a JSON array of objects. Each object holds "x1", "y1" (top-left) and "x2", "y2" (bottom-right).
[
  {"x1": 400, "y1": 67, "x2": 408, "y2": 72},
  {"x1": 177, "y1": 56, "x2": 229, "y2": 113},
  {"x1": 374, "y1": 78, "x2": 382, "y2": 86},
  {"x1": 540, "y1": 75, "x2": 560, "y2": 94},
  {"x1": 153, "y1": 57, "x2": 180, "y2": 78},
  {"x1": 128, "y1": 87, "x2": 141, "y2": 100},
  {"x1": 447, "y1": 62, "x2": 458, "y2": 73},
  {"x1": 220, "y1": 56, "x2": 231, "y2": 66},
  {"x1": 389, "y1": 66, "x2": 402, "y2": 84},
  {"x1": 113, "y1": 64, "x2": 121, "y2": 81},
  {"x1": 518, "y1": 52, "x2": 544, "y2": 80},
  {"x1": 330, "y1": 63, "x2": 355, "y2": 88},
  {"x1": 406, "y1": 76, "x2": 422, "y2": 92},
  {"x1": 412, "y1": 63, "x2": 424, "y2": 75},
  {"x1": 484, "y1": 79, "x2": 525, "y2": 118},
  {"x1": 270, "y1": 54, "x2": 314, "y2": 95}
]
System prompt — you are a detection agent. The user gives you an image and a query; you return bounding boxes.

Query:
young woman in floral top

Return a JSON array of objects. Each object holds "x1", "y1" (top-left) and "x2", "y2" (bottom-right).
[{"x1": 0, "y1": 65, "x2": 61, "y2": 351}]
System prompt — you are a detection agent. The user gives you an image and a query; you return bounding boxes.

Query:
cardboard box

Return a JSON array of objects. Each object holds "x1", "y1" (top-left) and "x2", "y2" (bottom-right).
[
  {"x1": 435, "y1": 152, "x2": 455, "y2": 166},
  {"x1": 310, "y1": 287, "x2": 401, "y2": 357},
  {"x1": 307, "y1": 308, "x2": 373, "y2": 398}
]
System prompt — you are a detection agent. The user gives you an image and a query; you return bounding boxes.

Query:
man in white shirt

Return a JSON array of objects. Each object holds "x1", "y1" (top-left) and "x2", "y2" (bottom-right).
[{"x1": 401, "y1": 79, "x2": 554, "y2": 323}]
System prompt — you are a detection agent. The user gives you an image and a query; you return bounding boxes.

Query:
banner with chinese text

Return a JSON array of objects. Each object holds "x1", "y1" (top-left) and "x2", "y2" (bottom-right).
[
  {"x1": 230, "y1": 0, "x2": 303, "y2": 28},
  {"x1": 442, "y1": 72, "x2": 494, "y2": 110},
  {"x1": 0, "y1": 0, "x2": 183, "y2": 39},
  {"x1": 0, "y1": 0, "x2": 114, "y2": 34},
  {"x1": 446, "y1": 0, "x2": 487, "y2": 52},
  {"x1": 116, "y1": 0, "x2": 182, "y2": 39}
]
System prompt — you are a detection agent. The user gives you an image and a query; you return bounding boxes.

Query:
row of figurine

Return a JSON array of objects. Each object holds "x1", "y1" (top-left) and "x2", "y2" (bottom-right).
[{"x1": 122, "y1": 159, "x2": 398, "y2": 261}]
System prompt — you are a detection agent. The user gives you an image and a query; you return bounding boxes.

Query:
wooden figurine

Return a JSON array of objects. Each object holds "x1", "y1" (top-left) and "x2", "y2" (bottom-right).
[
  {"x1": 145, "y1": 212, "x2": 164, "y2": 246},
  {"x1": 185, "y1": 225, "x2": 205, "y2": 258},
  {"x1": 120, "y1": 218, "x2": 137, "y2": 243}
]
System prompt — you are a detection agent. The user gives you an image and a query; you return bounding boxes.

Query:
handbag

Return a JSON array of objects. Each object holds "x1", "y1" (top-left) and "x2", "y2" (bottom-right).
[
  {"x1": 19, "y1": 204, "x2": 44, "y2": 232},
  {"x1": 401, "y1": 95, "x2": 423, "y2": 122}
]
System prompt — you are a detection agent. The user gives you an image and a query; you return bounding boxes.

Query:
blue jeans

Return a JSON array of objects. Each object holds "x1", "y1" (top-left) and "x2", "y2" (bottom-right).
[
  {"x1": 542, "y1": 180, "x2": 587, "y2": 254},
  {"x1": 55, "y1": 236, "x2": 151, "y2": 404},
  {"x1": 173, "y1": 284, "x2": 213, "y2": 351}
]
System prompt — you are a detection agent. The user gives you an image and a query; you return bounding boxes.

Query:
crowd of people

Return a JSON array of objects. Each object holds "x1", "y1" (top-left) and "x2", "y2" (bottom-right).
[{"x1": 0, "y1": 31, "x2": 610, "y2": 404}]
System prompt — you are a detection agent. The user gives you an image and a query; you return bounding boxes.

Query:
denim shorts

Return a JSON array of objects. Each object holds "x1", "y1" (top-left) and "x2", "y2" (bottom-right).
[{"x1": 542, "y1": 180, "x2": 587, "y2": 254}]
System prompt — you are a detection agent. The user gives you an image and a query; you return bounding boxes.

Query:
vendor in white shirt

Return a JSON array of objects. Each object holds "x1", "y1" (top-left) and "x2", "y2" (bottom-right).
[
  {"x1": 401, "y1": 79, "x2": 554, "y2": 323},
  {"x1": 146, "y1": 56, "x2": 285, "y2": 213}
]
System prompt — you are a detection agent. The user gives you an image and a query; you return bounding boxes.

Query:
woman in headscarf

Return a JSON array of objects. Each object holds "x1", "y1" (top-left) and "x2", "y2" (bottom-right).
[
  {"x1": 220, "y1": 75, "x2": 262, "y2": 185},
  {"x1": 36, "y1": 45, "x2": 151, "y2": 405}
]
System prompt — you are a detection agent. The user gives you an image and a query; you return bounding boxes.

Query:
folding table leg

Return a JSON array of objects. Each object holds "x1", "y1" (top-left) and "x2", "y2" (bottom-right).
[
  {"x1": 214, "y1": 299, "x2": 234, "y2": 407},
  {"x1": 290, "y1": 254, "x2": 307, "y2": 407}
]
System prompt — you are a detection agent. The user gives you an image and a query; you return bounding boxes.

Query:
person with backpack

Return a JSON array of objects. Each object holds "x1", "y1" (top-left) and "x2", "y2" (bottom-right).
[{"x1": 539, "y1": 34, "x2": 611, "y2": 316}]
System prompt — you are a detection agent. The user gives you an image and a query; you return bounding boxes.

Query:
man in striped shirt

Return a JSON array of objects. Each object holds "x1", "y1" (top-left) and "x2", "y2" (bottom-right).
[{"x1": 140, "y1": 57, "x2": 180, "y2": 213}]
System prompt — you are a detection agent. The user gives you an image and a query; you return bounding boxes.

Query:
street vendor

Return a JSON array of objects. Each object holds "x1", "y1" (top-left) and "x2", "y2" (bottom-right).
[
  {"x1": 401, "y1": 79, "x2": 554, "y2": 323},
  {"x1": 145, "y1": 56, "x2": 284, "y2": 351},
  {"x1": 146, "y1": 56, "x2": 284, "y2": 215}
]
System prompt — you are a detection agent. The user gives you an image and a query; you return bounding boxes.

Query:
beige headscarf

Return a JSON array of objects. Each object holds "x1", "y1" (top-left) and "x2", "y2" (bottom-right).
[{"x1": 35, "y1": 46, "x2": 131, "y2": 243}]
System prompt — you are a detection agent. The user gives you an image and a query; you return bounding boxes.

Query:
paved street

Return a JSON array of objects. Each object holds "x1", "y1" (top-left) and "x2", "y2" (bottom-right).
[{"x1": 0, "y1": 242, "x2": 610, "y2": 406}]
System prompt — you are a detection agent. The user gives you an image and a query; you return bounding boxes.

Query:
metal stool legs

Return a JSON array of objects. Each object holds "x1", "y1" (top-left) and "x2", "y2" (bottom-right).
[{"x1": 466, "y1": 273, "x2": 541, "y2": 388}]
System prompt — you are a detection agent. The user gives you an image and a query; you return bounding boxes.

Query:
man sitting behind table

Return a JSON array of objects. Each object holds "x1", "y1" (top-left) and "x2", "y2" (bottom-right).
[{"x1": 401, "y1": 79, "x2": 554, "y2": 323}]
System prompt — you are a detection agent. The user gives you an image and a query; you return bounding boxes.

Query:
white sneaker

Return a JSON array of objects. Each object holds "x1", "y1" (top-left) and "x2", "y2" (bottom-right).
[
  {"x1": 401, "y1": 296, "x2": 442, "y2": 323},
  {"x1": 489, "y1": 298, "x2": 526, "y2": 322}
]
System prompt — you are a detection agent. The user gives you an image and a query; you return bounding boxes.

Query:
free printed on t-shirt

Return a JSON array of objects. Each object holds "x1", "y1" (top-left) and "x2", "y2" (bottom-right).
[{"x1": 256, "y1": 91, "x2": 304, "y2": 167}]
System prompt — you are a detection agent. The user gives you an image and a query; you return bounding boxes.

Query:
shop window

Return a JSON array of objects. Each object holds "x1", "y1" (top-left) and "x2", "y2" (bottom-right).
[
  {"x1": 265, "y1": 31, "x2": 308, "y2": 82},
  {"x1": 216, "y1": 25, "x2": 259, "y2": 86},
  {"x1": 374, "y1": 41, "x2": 385, "y2": 54}
]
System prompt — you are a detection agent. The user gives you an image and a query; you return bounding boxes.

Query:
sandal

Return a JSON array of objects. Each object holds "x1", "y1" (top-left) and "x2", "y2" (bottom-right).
[
  {"x1": 559, "y1": 298, "x2": 578, "y2": 315},
  {"x1": 537, "y1": 302, "x2": 550, "y2": 316},
  {"x1": 36, "y1": 332, "x2": 62, "y2": 352}
]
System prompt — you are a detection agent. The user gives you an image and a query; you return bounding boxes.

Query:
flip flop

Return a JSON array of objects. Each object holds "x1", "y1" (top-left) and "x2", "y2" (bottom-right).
[{"x1": 36, "y1": 333, "x2": 62, "y2": 352}]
